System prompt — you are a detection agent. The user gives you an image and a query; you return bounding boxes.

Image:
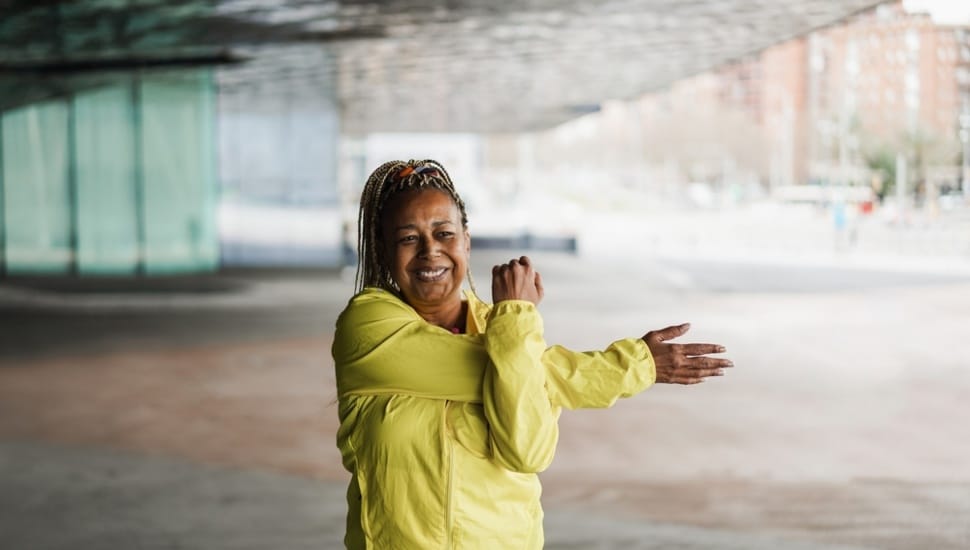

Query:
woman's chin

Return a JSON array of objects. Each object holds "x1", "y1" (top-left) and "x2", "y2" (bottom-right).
[{"x1": 405, "y1": 286, "x2": 460, "y2": 307}]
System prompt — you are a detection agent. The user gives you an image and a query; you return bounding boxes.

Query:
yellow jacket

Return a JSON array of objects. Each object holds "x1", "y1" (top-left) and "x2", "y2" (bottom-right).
[{"x1": 333, "y1": 287, "x2": 655, "y2": 549}]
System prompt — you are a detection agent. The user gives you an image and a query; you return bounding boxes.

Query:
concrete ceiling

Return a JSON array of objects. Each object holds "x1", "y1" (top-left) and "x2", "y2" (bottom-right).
[{"x1": 1, "y1": 0, "x2": 885, "y2": 133}]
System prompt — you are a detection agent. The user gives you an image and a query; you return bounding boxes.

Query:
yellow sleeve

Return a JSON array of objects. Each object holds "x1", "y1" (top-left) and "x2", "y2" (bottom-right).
[
  {"x1": 483, "y1": 300, "x2": 561, "y2": 473},
  {"x1": 333, "y1": 288, "x2": 486, "y2": 403},
  {"x1": 541, "y1": 339, "x2": 656, "y2": 410},
  {"x1": 333, "y1": 289, "x2": 655, "y2": 412}
]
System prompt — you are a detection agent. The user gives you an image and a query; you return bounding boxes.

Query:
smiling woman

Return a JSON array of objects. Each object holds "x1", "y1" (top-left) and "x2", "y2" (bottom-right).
[
  {"x1": 382, "y1": 188, "x2": 471, "y2": 330},
  {"x1": 331, "y1": 159, "x2": 733, "y2": 549}
]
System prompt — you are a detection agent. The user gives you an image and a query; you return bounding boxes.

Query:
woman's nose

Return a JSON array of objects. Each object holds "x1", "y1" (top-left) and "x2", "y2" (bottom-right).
[{"x1": 418, "y1": 235, "x2": 440, "y2": 257}]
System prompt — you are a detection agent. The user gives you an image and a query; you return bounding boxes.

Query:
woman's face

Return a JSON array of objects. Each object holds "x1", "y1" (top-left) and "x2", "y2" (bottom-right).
[{"x1": 382, "y1": 188, "x2": 470, "y2": 310}]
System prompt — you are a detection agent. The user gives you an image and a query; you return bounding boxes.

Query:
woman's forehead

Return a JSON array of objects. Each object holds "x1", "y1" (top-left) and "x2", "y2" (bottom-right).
[{"x1": 383, "y1": 188, "x2": 460, "y2": 222}]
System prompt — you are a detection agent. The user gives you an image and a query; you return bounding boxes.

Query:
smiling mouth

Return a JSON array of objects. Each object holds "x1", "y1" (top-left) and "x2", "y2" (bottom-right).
[{"x1": 415, "y1": 267, "x2": 448, "y2": 282}]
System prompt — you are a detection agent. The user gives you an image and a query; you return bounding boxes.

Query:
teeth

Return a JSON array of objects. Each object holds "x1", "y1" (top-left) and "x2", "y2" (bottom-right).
[{"x1": 417, "y1": 268, "x2": 446, "y2": 279}]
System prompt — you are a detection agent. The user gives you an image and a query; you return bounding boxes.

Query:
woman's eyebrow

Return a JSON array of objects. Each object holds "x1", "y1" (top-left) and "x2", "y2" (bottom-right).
[{"x1": 394, "y1": 220, "x2": 455, "y2": 231}]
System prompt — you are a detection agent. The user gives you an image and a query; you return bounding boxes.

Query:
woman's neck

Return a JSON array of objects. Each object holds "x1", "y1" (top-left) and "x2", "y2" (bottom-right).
[{"x1": 413, "y1": 299, "x2": 467, "y2": 333}]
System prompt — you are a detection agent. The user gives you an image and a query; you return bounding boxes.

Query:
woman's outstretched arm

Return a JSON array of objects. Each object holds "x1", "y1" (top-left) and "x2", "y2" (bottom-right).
[
  {"x1": 543, "y1": 323, "x2": 731, "y2": 409},
  {"x1": 334, "y1": 275, "x2": 731, "y2": 409}
]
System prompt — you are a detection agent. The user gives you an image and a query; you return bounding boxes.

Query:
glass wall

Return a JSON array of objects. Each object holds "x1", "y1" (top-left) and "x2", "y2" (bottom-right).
[
  {"x1": 1, "y1": 100, "x2": 72, "y2": 274},
  {"x1": 74, "y1": 84, "x2": 140, "y2": 274},
  {"x1": 0, "y1": 69, "x2": 218, "y2": 276},
  {"x1": 140, "y1": 71, "x2": 218, "y2": 274}
]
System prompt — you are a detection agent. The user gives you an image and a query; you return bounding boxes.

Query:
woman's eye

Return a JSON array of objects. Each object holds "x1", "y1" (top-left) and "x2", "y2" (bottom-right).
[
  {"x1": 399, "y1": 235, "x2": 417, "y2": 244},
  {"x1": 437, "y1": 232, "x2": 454, "y2": 238}
]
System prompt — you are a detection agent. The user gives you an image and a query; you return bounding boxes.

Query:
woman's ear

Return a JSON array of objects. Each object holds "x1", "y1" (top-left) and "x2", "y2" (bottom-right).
[{"x1": 464, "y1": 229, "x2": 471, "y2": 256}]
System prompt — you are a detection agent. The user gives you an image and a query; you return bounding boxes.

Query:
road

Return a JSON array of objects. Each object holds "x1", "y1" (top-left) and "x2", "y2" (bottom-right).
[{"x1": 1, "y1": 251, "x2": 968, "y2": 549}]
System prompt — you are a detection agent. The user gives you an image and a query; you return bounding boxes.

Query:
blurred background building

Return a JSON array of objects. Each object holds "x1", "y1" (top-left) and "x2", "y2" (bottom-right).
[
  {"x1": 499, "y1": 0, "x2": 970, "y2": 209},
  {"x1": 1, "y1": 0, "x2": 968, "y2": 276}
]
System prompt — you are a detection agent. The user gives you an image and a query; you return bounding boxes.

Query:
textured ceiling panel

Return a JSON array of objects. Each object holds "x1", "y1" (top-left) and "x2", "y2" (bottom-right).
[{"x1": 0, "y1": 0, "x2": 885, "y2": 133}]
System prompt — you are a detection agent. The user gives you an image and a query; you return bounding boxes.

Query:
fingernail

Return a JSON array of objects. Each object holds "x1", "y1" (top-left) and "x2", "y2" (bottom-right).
[
  {"x1": 717, "y1": 369, "x2": 724, "y2": 376},
  {"x1": 717, "y1": 346, "x2": 726, "y2": 353}
]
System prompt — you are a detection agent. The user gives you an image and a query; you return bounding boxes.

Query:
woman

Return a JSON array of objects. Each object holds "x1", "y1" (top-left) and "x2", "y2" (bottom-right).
[{"x1": 333, "y1": 159, "x2": 731, "y2": 549}]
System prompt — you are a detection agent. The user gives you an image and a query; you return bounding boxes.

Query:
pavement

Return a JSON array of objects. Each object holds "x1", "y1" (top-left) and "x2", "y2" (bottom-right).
[{"x1": 2, "y1": 249, "x2": 970, "y2": 549}]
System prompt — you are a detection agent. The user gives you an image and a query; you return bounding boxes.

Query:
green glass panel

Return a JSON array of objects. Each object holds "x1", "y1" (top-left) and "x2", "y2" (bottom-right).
[
  {"x1": 139, "y1": 69, "x2": 218, "y2": 274},
  {"x1": 1, "y1": 100, "x2": 72, "y2": 274},
  {"x1": 73, "y1": 80, "x2": 139, "y2": 275},
  {"x1": 0, "y1": 121, "x2": 4, "y2": 273}
]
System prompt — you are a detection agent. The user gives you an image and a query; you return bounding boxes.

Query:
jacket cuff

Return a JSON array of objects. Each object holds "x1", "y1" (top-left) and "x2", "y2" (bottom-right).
[
  {"x1": 491, "y1": 299, "x2": 538, "y2": 316},
  {"x1": 487, "y1": 300, "x2": 545, "y2": 350},
  {"x1": 631, "y1": 337, "x2": 657, "y2": 384}
]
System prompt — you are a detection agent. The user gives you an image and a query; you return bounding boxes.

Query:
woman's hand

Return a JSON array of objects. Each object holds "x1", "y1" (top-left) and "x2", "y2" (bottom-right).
[
  {"x1": 642, "y1": 323, "x2": 732, "y2": 385},
  {"x1": 492, "y1": 256, "x2": 544, "y2": 305}
]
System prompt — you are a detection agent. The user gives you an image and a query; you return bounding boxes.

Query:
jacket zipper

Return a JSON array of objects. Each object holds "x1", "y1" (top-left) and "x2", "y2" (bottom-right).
[{"x1": 445, "y1": 402, "x2": 455, "y2": 549}]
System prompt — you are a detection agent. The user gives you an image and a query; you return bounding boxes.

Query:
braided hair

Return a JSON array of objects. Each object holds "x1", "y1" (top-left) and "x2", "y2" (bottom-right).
[{"x1": 355, "y1": 159, "x2": 476, "y2": 295}]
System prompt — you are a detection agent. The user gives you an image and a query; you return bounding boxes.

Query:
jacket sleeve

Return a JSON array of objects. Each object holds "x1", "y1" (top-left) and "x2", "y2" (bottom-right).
[
  {"x1": 541, "y1": 339, "x2": 656, "y2": 410},
  {"x1": 333, "y1": 289, "x2": 655, "y2": 411},
  {"x1": 482, "y1": 300, "x2": 560, "y2": 473},
  {"x1": 333, "y1": 289, "x2": 486, "y2": 403}
]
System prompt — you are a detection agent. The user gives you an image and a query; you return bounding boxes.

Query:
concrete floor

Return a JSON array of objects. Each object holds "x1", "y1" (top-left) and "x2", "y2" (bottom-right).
[{"x1": 2, "y1": 251, "x2": 969, "y2": 549}]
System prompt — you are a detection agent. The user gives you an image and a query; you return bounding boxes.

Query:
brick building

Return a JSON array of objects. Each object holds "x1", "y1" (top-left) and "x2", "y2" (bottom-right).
[{"x1": 641, "y1": 0, "x2": 970, "y2": 190}]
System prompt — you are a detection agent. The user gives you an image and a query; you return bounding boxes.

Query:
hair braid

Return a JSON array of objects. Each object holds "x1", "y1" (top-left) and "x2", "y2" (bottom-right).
[{"x1": 355, "y1": 159, "x2": 476, "y2": 295}]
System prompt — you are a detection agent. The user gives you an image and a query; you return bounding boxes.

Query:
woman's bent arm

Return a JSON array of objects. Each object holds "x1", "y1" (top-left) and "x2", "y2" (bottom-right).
[{"x1": 483, "y1": 300, "x2": 560, "y2": 473}]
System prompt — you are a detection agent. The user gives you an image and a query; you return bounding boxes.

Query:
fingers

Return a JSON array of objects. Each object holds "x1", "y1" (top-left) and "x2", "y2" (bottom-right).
[
  {"x1": 645, "y1": 323, "x2": 690, "y2": 343},
  {"x1": 534, "y1": 271, "x2": 544, "y2": 302},
  {"x1": 679, "y1": 343, "x2": 727, "y2": 355},
  {"x1": 652, "y1": 345, "x2": 732, "y2": 385},
  {"x1": 494, "y1": 256, "x2": 533, "y2": 272},
  {"x1": 501, "y1": 256, "x2": 529, "y2": 266},
  {"x1": 664, "y1": 353, "x2": 732, "y2": 371},
  {"x1": 646, "y1": 325, "x2": 733, "y2": 385},
  {"x1": 491, "y1": 256, "x2": 541, "y2": 304},
  {"x1": 658, "y1": 366, "x2": 724, "y2": 385},
  {"x1": 689, "y1": 367, "x2": 726, "y2": 377},
  {"x1": 668, "y1": 377, "x2": 704, "y2": 385},
  {"x1": 665, "y1": 364, "x2": 726, "y2": 378},
  {"x1": 686, "y1": 357, "x2": 733, "y2": 370}
]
